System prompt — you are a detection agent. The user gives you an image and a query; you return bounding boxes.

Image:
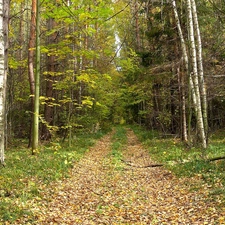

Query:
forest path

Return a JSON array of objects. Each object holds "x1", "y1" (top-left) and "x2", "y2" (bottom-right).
[{"x1": 32, "y1": 129, "x2": 224, "y2": 224}]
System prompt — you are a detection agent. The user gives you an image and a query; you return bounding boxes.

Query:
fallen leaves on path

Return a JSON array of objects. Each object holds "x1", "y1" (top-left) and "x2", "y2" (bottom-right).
[{"x1": 20, "y1": 130, "x2": 225, "y2": 224}]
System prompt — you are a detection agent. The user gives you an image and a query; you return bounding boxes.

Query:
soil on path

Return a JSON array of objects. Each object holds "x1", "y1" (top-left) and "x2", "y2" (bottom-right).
[{"x1": 31, "y1": 129, "x2": 224, "y2": 224}]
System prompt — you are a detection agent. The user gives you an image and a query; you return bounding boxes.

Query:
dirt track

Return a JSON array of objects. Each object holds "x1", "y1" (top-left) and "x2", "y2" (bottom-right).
[{"x1": 31, "y1": 129, "x2": 224, "y2": 224}]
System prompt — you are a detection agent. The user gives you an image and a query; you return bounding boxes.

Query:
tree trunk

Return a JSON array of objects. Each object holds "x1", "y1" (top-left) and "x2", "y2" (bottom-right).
[
  {"x1": 28, "y1": 0, "x2": 36, "y2": 147},
  {"x1": 0, "y1": 0, "x2": 9, "y2": 164},
  {"x1": 32, "y1": 0, "x2": 40, "y2": 152},
  {"x1": 171, "y1": 0, "x2": 189, "y2": 142},
  {"x1": 187, "y1": 0, "x2": 207, "y2": 148},
  {"x1": 171, "y1": 0, "x2": 207, "y2": 148},
  {"x1": 191, "y1": 0, "x2": 208, "y2": 141},
  {"x1": 134, "y1": 0, "x2": 140, "y2": 51},
  {"x1": 42, "y1": 17, "x2": 58, "y2": 141},
  {"x1": 178, "y1": 66, "x2": 188, "y2": 141}
]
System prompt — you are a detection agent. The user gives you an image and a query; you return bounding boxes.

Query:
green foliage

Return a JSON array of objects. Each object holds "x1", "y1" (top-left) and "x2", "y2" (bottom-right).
[
  {"x1": 8, "y1": 0, "x2": 118, "y2": 140},
  {"x1": 131, "y1": 125, "x2": 159, "y2": 141},
  {"x1": 116, "y1": 50, "x2": 153, "y2": 124},
  {"x1": 119, "y1": 49, "x2": 142, "y2": 81}
]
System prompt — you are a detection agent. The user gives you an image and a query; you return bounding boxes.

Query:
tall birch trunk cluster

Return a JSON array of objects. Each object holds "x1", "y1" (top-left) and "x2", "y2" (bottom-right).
[{"x1": 171, "y1": 0, "x2": 208, "y2": 148}]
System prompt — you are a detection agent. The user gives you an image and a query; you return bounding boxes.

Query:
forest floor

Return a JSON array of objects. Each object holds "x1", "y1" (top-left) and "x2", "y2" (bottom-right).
[{"x1": 17, "y1": 129, "x2": 224, "y2": 224}]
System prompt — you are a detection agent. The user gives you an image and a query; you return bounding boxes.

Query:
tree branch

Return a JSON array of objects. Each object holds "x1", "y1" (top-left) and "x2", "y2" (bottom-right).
[
  {"x1": 121, "y1": 155, "x2": 225, "y2": 169},
  {"x1": 121, "y1": 159, "x2": 163, "y2": 168},
  {"x1": 105, "y1": 1, "x2": 131, "y2": 22},
  {"x1": 208, "y1": 156, "x2": 225, "y2": 162}
]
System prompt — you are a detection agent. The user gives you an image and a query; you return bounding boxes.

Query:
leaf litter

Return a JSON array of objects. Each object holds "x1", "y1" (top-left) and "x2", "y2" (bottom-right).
[{"x1": 17, "y1": 130, "x2": 225, "y2": 224}]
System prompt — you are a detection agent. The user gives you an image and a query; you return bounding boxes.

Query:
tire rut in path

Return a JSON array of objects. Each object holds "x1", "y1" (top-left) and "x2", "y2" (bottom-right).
[
  {"x1": 34, "y1": 132, "x2": 113, "y2": 224},
  {"x1": 33, "y1": 129, "x2": 224, "y2": 224}
]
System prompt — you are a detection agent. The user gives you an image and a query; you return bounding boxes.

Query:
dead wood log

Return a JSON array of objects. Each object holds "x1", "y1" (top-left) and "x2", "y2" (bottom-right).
[
  {"x1": 121, "y1": 155, "x2": 225, "y2": 169},
  {"x1": 207, "y1": 156, "x2": 225, "y2": 162},
  {"x1": 121, "y1": 159, "x2": 163, "y2": 168}
]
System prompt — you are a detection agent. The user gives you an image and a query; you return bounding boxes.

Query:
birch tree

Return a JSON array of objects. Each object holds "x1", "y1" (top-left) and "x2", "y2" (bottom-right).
[
  {"x1": 187, "y1": 0, "x2": 207, "y2": 148},
  {"x1": 171, "y1": 0, "x2": 207, "y2": 148},
  {"x1": 190, "y1": 0, "x2": 208, "y2": 139},
  {"x1": 0, "y1": 0, "x2": 9, "y2": 164},
  {"x1": 171, "y1": 0, "x2": 188, "y2": 142},
  {"x1": 32, "y1": 0, "x2": 40, "y2": 152},
  {"x1": 28, "y1": 0, "x2": 36, "y2": 147}
]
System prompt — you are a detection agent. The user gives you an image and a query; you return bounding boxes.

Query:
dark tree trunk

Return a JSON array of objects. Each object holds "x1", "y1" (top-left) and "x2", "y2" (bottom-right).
[{"x1": 41, "y1": 17, "x2": 58, "y2": 141}]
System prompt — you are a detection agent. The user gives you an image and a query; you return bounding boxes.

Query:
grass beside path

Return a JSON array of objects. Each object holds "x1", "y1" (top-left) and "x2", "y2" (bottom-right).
[
  {"x1": 0, "y1": 130, "x2": 106, "y2": 223},
  {"x1": 131, "y1": 125, "x2": 225, "y2": 209}
]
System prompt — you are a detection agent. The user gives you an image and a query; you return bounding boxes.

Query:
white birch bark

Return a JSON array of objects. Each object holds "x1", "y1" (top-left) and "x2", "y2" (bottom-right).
[
  {"x1": 191, "y1": 0, "x2": 208, "y2": 139},
  {"x1": 0, "y1": 0, "x2": 8, "y2": 164},
  {"x1": 171, "y1": 0, "x2": 189, "y2": 142},
  {"x1": 187, "y1": 0, "x2": 207, "y2": 148},
  {"x1": 0, "y1": 0, "x2": 4, "y2": 163},
  {"x1": 32, "y1": 0, "x2": 40, "y2": 151}
]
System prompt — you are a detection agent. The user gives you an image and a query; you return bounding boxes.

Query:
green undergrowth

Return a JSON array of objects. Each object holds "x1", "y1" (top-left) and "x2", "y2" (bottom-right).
[
  {"x1": 131, "y1": 125, "x2": 225, "y2": 207},
  {"x1": 109, "y1": 126, "x2": 127, "y2": 170},
  {"x1": 0, "y1": 130, "x2": 107, "y2": 223}
]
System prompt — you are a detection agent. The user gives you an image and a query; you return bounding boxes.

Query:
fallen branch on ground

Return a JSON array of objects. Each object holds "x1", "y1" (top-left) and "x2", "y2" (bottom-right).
[
  {"x1": 207, "y1": 156, "x2": 225, "y2": 162},
  {"x1": 121, "y1": 159, "x2": 163, "y2": 168},
  {"x1": 121, "y1": 155, "x2": 225, "y2": 169}
]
